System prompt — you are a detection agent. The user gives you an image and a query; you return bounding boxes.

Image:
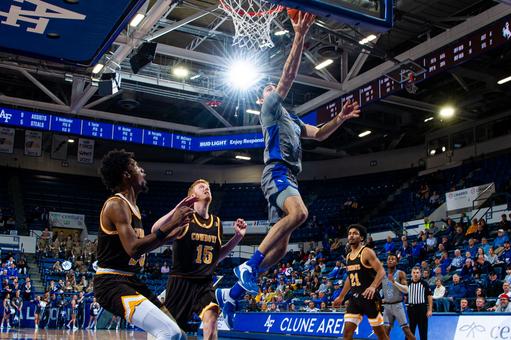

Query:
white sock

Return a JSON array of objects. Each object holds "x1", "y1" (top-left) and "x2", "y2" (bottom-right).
[{"x1": 131, "y1": 300, "x2": 185, "y2": 340}]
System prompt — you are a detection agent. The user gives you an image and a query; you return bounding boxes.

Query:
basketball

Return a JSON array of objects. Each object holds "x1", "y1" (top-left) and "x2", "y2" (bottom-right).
[{"x1": 287, "y1": 8, "x2": 300, "y2": 23}]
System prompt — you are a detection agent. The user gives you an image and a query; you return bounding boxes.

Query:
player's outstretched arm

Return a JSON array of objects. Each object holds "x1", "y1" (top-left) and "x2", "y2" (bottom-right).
[
  {"x1": 151, "y1": 195, "x2": 197, "y2": 234},
  {"x1": 302, "y1": 99, "x2": 361, "y2": 141},
  {"x1": 108, "y1": 199, "x2": 193, "y2": 259},
  {"x1": 218, "y1": 218, "x2": 247, "y2": 262},
  {"x1": 276, "y1": 12, "x2": 315, "y2": 100},
  {"x1": 361, "y1": 248, "x2": 385, "y2": 300}
]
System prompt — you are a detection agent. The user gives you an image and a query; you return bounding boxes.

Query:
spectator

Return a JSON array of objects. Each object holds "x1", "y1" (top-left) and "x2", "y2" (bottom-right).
[
  {"x1": 452, "y1": 226, "x2": 465, "y2": 248},
  {"x1": 52, "y1": 261, "x2": 63, "y2": 274},
  {"x1": 459, "y1": 213, "x2": 469, "y2": 229},
  {"x1": 505, "y1": 266, "x2": 511, "y2": 284},
  {"x1": 327, "y1": 261, "x2": 343, "y2": 279},
  {"x1": 499, "y1": 214, "x2": 511, "y2": 232},
  {"x1": 494, "y1": 230, "x2": 509, "y2": 255},
  {"x1": 460, "y1": 259, "x2": 474, "y2": 281},
  {"x1": 268, "y1": 302, "x2": 279, "y2": 312},
  {"x1": 366, "y1": 235, "x2": 375, "y2": 249},
  {"x1": 466, "y1": 239, "x2": 478, "y2": 258},
  {"x1": 474, "y1": 297, "x2": 487, "y2": 312},
  {"x1": 320, "y1": 301, "x2": 331, "y2": 312},
  {"x1": 7, "y1": 263, "x2": 18, "y2": 280},
  {"x1": 440, "y1": 236, "x2": 451, "y2": 252},
  {"x1": 22, "y1": 278, "x2": 33, "y2": 301},
  {"x1": 432, "y1": 279, "x2": 448, "y2": 312},
  {"x1": 305, "y1": 301, "x2": 319, "y2": 312},
  {"x1": 448, "y1": 274, "x2": 467, "y2": 305},
  {"x1": 473, "y1": 254, "x2": 491, "y2": 278},
  {"x1": 449, "y1": 249, "x2": 464, "y2": 271},
  {"x1": 287, "y1": 303, "x2": 296, "y2": 312},
  {"x1": 500, "y1": 241, "x2": 511, "y2": 265},
  {"x1": 495, "y1": 294, "x2": 511, "y2": 312},
  {"x1": 430, "y1": 267, "x2": 446, "y2": 285},
  {"x1": 466, "y1": 218, "x2": 479, "y2": 237},
  {"x1": 161, "y1": 261, "x2": 170, "y2": 274},
  {"x1": 486, "y1": 272, "x2": 503, "y2": 297},
  {"x1": 439, "y1": 251, "x2": 451, "y2": 276},
  {"x1": 411, "y1": 239, "x2": 424, "y2": 263},
  {"x1": 16, "y1": 257, "x2": 27, "y2": 275},
  {"x1": 488, "y1": 283, "x2": 511, "y2": 311},
  {"x1": 384, "y1": 235, "x2": 395, "y2": 254},
  {"x1": 458, "y1": 298, "x2": 472, "y2": 313},
  {"x1": 473, "y1": 220, "x2": 489, "y2": 241},
  {"x1": 486, "y1": 247, "x2": 500, "y2": 265},
  {"x1": 480, "y1": 238, "x2": 491, "y2": 255},
  {"x1": 426, "y1": 232, "x2": 437, "y2": 253},
  {"x1": 429, "y1": 191, "x2": 440, "y2": 205}
]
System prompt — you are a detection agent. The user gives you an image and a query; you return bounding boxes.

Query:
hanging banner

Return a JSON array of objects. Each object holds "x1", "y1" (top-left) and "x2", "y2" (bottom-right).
[
  {"x1": 49, "y1": 212, "x2": 86, "y2": 230},
  {"x1": 446, "y1": 183, "x2": 495, "y2": 213},
  {"x1": 78, "y1": 138, "x2": 94, "y2": 164},
  {"x1": 0, "y1": 127, "x2": 14, "y2": 153},
  {"x1": 51, "y1": 134, "x2": 68, "y2": 160},
  {"x1": 24, "y1": 130, "x2": 42, "y2": 157}
]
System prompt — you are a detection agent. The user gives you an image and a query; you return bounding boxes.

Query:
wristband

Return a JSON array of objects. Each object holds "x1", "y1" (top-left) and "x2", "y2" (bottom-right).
[{"x1": 155, "y1": 229, "x2": 168, "y2": 241}]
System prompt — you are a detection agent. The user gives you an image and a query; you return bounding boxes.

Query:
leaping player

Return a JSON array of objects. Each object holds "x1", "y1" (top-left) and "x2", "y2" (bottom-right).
[
  {"x1": 333, "y1": 224, "x2": 389, "y2": 340},
  {"x1": 216, "y1": 10, "x2": 361, "y2": 327}
]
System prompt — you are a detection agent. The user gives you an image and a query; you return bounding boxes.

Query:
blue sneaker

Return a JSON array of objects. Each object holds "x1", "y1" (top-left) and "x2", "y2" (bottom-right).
[
  {"x1": 234, "y1": 262, "x2": 259, "y2": 295},
  {"x1": 215, "y1": 288, "x2": 236, "y2": 329}
]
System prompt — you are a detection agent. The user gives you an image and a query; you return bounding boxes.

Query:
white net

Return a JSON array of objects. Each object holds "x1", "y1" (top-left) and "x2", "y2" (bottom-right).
[{"x1": 219, "y1": 0, "x2": 283, "y2": 50}]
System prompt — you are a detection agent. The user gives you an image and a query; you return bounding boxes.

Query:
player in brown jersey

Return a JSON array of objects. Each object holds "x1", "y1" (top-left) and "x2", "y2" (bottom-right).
[
  {"x1": 153, "y1": 179, "x2": 247, "y2": 340},
  {"x1": 94, "y1": 149, "x2": 194, "y2": 340},
  {"x1": 333, "y1": 224, "x2": 389, "y2": 340}
]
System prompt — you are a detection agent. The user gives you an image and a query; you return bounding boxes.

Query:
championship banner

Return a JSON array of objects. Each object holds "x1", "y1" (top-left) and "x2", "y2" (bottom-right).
[
  {"x1": 49, "y1": 212, "x2": 86, "y2": 230},
  {"x1": 0, "y1": 127, "x2": 14, "y2": 153},
  {"x1": 77, "y1": 138, "x2": 94, "y2": 164},
  {"x1": 51, "y1": 134, "x2": 68, "y2": 160},
  {"x1": 446, "y1": 183, "x2": 495, "y2": 213},
  {"x1": 24, "y1": 130, "x2": 42, "y2": 157}
]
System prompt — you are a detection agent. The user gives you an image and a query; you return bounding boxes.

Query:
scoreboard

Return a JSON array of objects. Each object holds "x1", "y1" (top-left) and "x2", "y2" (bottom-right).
[{"x1": 314, "y1": 14, "x2": 511, "y2": 124}]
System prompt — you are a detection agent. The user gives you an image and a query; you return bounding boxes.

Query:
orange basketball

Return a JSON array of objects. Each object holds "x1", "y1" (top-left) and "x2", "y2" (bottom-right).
[{"x1": 287, "y1": 8, "x2": 299, "y2": 23}]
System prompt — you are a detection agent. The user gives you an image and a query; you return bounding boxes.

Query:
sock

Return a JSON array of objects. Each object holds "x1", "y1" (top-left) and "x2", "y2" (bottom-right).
[
  {"x1": 229, "y1": 282, "x2": 246, "y2": 300},
  {"x1": 246, "y1": 250, "x2": 265, "y2": 271}
]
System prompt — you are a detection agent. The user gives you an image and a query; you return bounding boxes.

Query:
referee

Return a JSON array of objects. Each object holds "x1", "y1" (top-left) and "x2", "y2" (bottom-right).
[{"x1": 407, "y1": 267, "x2": 432, "y2": 340}]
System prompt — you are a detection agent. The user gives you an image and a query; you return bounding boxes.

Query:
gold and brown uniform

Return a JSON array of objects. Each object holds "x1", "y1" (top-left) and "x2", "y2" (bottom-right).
[
  {"x1": 345, "y1": 246, "x2": 384, "y2": 327},
  {"x1": 93, "y1": 193, "x2": 162, "y2": 322},
  {"x1": 164, "y1": 212, "x2": 222, "y2": 331}
]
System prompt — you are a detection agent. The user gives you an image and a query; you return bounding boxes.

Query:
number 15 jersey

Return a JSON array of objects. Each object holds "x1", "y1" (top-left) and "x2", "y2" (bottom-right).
[{"x1": 171, "y1": 213, "x2": 222, "y2": 279}]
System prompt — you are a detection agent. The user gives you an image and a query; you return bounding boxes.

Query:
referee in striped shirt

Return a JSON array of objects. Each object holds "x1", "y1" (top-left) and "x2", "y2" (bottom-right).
[{"x1": 407, "y1": 266, "x2": 433, "y2": 340}]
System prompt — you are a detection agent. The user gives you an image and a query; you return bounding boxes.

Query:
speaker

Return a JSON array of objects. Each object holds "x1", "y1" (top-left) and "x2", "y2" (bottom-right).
[
  {"x1": 129, "y1": 42, "x2": 157, "y2": 74},
  {"x1": 98, "y1": 73, "x2": 121, "y2": 96}
]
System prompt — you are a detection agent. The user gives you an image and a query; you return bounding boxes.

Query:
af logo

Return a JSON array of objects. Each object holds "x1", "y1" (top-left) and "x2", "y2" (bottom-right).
[
  {"x1": 459, "y1": 322, "x2": 485, "y2": 337},
  {"x1": 0, "y1": 109, "x2": 12, "y2": 123},
  {"x1": 264, "y1": 315, "x2": 275, "y2": 332},
  {"x1": 0, "y1": 0, "x2": 86, "y2": 35}
]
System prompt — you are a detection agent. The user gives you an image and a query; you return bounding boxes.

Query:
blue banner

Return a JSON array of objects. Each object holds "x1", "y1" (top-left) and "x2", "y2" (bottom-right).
[{"x1": 232, "y1": 312, "x2": 462, "y2": 339}]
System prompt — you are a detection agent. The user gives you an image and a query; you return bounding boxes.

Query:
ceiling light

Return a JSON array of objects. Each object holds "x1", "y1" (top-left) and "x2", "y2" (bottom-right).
[
  {"x1": 92, "y1": 64, "x2": 104, "y2": 74},
  {"x1": 358, "y1": 130, "x2": 372, "y2": 138},
  {"x1": 235, "y1": 155, "x2": 251, "y2": 161},
  {"x1": 275, "y1": 30, "x2": 289, "y2": 36},
  {"x1": 439, "y1": 106, "x2": 455, "y2": 119},
  {"x1": 315, "y1": 59, "x2": 333, "y2": 70},
  {"x1": 497, "y1": 75, "x2": 511, "y2": 85},
  {"x1": 359, "y1": 34, "x2": 377, "y2": 45},
  {"x1": 442, "y1": 146, "x2": 446, "y2": 152},
  {"x1": 430, "y1": 149, "x2": 436, "y2": 156},
  {"x1": 190, "y1": 74, "x2": 201, "y2": 80},
  {"x1": 67, "y1": 139, "x2": 75, "y2": 143},
  {"x1": 424, "y1": 117, "x2": 434, "y2": 122},
  {"x1": 173, "y1": 66, "x2": 189, "y2": 78},
  {"x1": 227, "y1": 60, "x2": 261, "y2": 90},
  {"x1": 129, "y1": 13, "x2": 145, "y2": 28},
  {"x1": 246, "y1": 109, "x2": 260, "y2": 115}
]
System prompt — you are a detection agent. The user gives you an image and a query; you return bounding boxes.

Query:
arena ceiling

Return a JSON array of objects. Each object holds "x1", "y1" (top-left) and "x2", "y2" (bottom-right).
[{"x1": 1, "y1": 0, "x2": 511, "y2": 165}]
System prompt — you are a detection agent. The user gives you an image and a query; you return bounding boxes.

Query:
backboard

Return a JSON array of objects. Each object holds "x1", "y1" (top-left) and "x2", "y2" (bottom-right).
[
  {"x1": 0, "y1": 0, "x2": 145, "y2": 66},
  {"x1": 268, "y1": 0, "x2": 394, "y2": 31}
]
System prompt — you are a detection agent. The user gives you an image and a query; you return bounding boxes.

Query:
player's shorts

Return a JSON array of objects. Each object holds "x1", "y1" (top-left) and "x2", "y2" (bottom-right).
[
  {"x1": 261, "y1": 162, "x2": 301, "y2": 225},
  {"x1": 383, "y1": 301, "x2": 409, "y2": 328},
  {"x1": 93, "y1": 272, "x2": 162, "y2": 323},
  {"x1": 164, "y1": 275, "x2": 219, "y2": 331},
  {"x1": 345, "y1": 294, "x2": 384, "y2": 327}
]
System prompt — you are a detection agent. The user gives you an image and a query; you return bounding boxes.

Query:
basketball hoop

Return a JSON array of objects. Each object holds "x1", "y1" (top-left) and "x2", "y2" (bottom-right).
[{"x1": 219, "y1": 0, "x2": 284, "y2": 50}]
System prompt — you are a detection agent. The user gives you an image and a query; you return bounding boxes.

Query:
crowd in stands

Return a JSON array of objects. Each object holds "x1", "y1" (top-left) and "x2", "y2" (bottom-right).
[
  {"x1": 0, "y1": 208, "x2": 16, "y2": 234},
  {"x1": 236, "y1": 213, "x2": 511, "y2": 314}
]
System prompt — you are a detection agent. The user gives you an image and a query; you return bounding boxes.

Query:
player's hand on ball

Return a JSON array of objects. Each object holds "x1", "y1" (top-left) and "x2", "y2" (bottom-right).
[
  {"x1": 337, "y1": 99, "x2": 360, "y2": 123},
  {"x1": 291, "y1": 11, "x2": 316, "y2": 35},
  {"x1": 234, "y1": 218, "x2": 247, "y2": 237},
  {"x1": 362, "y1": 286, "x2": 376, "y2": 300}
]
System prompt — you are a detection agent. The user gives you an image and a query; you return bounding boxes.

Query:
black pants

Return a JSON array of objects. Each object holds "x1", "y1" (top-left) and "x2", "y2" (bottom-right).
[{"x1": 407, "y1": 304, "x2": 428, "y2": 340}]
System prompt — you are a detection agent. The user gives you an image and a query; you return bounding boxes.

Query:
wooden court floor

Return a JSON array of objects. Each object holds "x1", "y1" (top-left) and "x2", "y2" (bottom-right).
[{"x1": 0, "y1": 328, "x2": 163, "y2": 339}]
